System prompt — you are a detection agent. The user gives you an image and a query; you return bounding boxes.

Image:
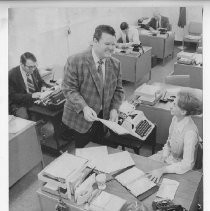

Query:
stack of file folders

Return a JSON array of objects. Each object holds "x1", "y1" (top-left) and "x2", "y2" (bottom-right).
[
  {"x1": 38, "y1": 152, "x2": 93, "y2": 199},
  {"x1": 115, "y1": 167, "x2": 159, "y2": 200}
]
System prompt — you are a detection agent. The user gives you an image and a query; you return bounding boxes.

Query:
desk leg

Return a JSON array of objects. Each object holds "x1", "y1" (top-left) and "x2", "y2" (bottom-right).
[{"x1": 151, "y1": 126, "x2": 157, "y2": 155}]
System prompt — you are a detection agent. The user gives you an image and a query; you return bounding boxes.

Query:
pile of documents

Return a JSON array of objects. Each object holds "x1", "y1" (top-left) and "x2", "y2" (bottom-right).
[
  {"x1": 76, "y1": 147, "x2": 135, "y2": 174},
  {"x1": 115, "y1": 167, "x2": 158, "y2": 200},
  {"x1": 38, "y1": 152, "x2": 90, "y2": 193}
]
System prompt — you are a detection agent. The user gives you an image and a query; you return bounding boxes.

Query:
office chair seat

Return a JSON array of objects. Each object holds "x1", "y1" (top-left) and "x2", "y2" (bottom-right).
[{"x1": 165, "y1": 74, "x2": 190, "y2": 87}]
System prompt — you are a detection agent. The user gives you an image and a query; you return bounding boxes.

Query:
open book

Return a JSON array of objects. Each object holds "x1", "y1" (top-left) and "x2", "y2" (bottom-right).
[{"x1": 115, "y1": 167, "x2": 158, "y2": 200}]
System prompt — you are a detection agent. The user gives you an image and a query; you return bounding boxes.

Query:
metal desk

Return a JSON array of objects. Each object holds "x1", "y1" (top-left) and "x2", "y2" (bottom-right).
[
  {"x1": 9, "y1": 117, "x2": 43, "y2": 187},
  {"x1": 37, "y1": 146, "x2": 202, "y2": 211},
  {"x1": 138, "y1": 29, "x2": 175, "y2": 65},
  {"x1": 113, "y1": 46, "x2": 152, "y2": 86},
  {"x1": 135, "y1": 82, "x2": 203, "y2": 144}
]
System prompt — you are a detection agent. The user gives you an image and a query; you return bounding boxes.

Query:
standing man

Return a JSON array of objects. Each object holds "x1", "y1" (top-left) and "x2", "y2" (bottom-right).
[
  {"x1": 146, "y1": 11, "x2": 170, "y2": 31},
  {"x1": 9, "y1": 52, "x2": 51, "y2": 119},
  {"x1": 62, "y1": 25, "x2": 125, "y2": 148},
  {"x1": 117, "y1": 22, "x2": 141, "y2": 48}
]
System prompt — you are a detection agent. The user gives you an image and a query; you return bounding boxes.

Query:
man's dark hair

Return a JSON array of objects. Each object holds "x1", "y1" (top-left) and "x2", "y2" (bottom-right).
[
  {"x1": 93, "y1": 25, "x2": 116, "y2": 41},
  {"x1": 120, "y1": 22, "x2": 129, "y2": 31},
  {"x1": 20, "y1": 52, "x2": 37, "y2": 65}
]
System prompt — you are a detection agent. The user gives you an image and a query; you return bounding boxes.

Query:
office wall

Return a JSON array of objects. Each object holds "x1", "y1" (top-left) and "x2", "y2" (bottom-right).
[{"x1": 9, "y1": 6, "x2": 202, "y2": 74}]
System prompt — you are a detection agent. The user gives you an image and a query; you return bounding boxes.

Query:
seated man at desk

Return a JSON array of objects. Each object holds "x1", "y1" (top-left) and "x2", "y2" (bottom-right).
[
  {"x1": 9, "y1": 52, "x2": 52, "y2": 119},
  {"x1": 146, "y1": 91, "x2": 202, "y2": 183},
  {"x1": 117, "y1": 22, "x2": 141, "y2": 48},
  {"x1": 145, "y1": 11, "x2": 170, "y2": 31}
]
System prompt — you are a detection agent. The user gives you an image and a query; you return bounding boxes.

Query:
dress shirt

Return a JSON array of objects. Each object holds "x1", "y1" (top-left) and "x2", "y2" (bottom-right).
[
  {"x1": 92, "y1": 48, "x2": 105, "y2": 83},
  {"x1": 149, "y1": 115, "x2": 199, "y2": 174},
  {"x1": 120, "y1": 27, "x2": 140, "y2": 44},
  {"x1": 162, "y1": 116, "x2": 199, "y2": 174},
  {"x1": 20, "y1": 66, "x2": 34, "y2": 94}
]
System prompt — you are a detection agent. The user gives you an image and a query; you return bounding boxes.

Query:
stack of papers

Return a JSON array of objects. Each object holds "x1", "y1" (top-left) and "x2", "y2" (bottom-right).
[
  {"x1": 76, "y1": 146, "x2": 109, "y2": 167},
  {"x1": 95, "y1": 151, "x2": 135, "y2": 174},
  {"x1": 115, "y1": 167, "x2": 157, "y2": 198},
  {"x1": 38, "y1": 152, "x2": 88, "y2": 188},
  {"x1": 89, "y1": 191, "x2": 126, "y2": 211},
  {"x1": 156, "y1": 178, "x2": 179, "y2": 200},
  {"x1": 77, "y1": 147, "x2": 135, "y2": 174}
]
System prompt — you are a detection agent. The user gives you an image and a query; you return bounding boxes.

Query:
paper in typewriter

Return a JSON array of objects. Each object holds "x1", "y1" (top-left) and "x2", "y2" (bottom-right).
[
  {"x1": 89, "y1": 191, "x2": 126, "y2": 211},
  {"x1": 116, "y1": 167, "x2": 156, "y2": 197},
  {"x1": 42, "y1": 152, "x2": 88, "y2": 181}
]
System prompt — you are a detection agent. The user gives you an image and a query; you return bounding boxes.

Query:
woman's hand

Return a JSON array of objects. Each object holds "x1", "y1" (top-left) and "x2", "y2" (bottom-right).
[{"x1": 146, "y1": 168, "x2": 165, "y2": 183}]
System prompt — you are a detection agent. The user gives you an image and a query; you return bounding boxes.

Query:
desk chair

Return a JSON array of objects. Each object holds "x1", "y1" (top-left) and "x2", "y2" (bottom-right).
[
  {"x1": 165, "y1": 74, "x2": 190, "y2": 87},
  {"x1": 183, "y1": 22, "x2": 202, "y2": 51}
]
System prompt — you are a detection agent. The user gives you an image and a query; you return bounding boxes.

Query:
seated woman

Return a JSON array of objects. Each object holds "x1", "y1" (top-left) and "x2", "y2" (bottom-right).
[{"x1": 146, "y1": 91, "x2": 202, "y2": 183}]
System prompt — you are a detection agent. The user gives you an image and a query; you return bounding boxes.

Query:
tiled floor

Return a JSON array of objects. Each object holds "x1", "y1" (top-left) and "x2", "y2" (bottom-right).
[{"x1": 9, "y1": 46, "x2": 182, "y2": 211}]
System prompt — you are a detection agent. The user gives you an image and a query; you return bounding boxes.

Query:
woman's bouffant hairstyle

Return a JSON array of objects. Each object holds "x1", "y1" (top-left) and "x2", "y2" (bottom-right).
[{"x1": 177, "y1": 91, "x2": 203, "y2": 116}]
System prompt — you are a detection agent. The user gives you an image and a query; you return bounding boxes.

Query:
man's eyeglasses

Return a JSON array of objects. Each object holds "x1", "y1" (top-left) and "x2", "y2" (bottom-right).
[{"x1": 24, "y1": 64, "x2": 37, "y2": 70}]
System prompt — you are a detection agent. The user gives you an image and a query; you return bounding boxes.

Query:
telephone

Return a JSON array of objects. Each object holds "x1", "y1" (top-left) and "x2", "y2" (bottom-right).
[
  {"x1": 121, "y1": 110, "x2": 155, "y2": 141},
  {"x1": 158, "y1": 28, "x2": 168, "y2": 34}
]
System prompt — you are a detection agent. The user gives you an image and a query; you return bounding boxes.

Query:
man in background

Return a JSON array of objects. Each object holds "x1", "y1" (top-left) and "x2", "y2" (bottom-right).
[
  {"x1": 117, "y1": 22, "x2": 141, "y2": 48},
  {"x1": 9, "y1": 52, "x2": 51, "y2": 119},
  {"x1": 146, "y1": 11, "x2": 170, "y2": 31},
  {"x1": 62, "y1": 25, "x2": 124, "y2": 148}
]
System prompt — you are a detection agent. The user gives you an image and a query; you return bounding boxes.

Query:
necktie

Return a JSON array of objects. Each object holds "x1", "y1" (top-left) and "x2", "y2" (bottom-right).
[
  {"x1": 125, "y1": 33, "x2": 129, "y2": 43},
  {"x1": 98, "y1": 59, "x2": 104, "y2": 85},
  {"x1": 26, "y1": 75, "x2": 35, "y2": 93}
]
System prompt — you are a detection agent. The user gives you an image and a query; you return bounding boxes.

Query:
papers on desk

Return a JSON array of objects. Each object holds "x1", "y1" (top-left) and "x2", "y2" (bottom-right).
[
  {"x1": 76, "y1": 146, "x2": 109, "y2": 168},
  {"x1": 89, "y1": 191, "x2": 126, "y2": 211},
  {"x1": 95, "y1": 151, "x2": 135, "y2": 174},
  {"x1": 77, "y1": 146, "x2": 135, "y2": 174},
  {"x1": 156, "y1": 178, "x2": 179, "y2": 200},
  {"x1": 115, "y1": 167, "x2": 157, "y2": 199},
  {"x1": 38, "y1": 152, "x2": 89, "y2": 188},
  {"x1": 9, "y1": 117, "x2": 33, "y2": 134}
]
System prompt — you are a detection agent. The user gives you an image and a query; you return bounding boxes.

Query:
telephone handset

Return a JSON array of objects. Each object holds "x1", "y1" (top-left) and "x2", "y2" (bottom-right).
[{"x1": 121, "y1": 110, "x2": 155, "y2": 141}]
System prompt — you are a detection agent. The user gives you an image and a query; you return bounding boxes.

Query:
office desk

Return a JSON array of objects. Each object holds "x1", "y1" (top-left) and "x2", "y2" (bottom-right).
[
  {"x1": 113, "y1": 46, "x2": 152, "y2": 86},
  {"x1": 9, "y1": 117, "x2": 43, "y2": 187},
  {"x1": 135, "y1": 82, "x2": 203, "y2": 144},
  {"x1": 138, "y1": 29, "x2": 175, "y2": 65},
  {"x1": 174, "y1": 52, "x2": 203, "y2": 89},
  {"x1": 37, "y1": 146, "x2": 202, "y2": 211},
  {"x1": 28, "y1": 104, "x2": 65, "y2": 156}
]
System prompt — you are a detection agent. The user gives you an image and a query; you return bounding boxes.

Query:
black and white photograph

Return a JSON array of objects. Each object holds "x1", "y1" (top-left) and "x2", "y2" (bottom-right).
[{"x1": 1, "y1": 1, "x2": 209, "y2": 211}]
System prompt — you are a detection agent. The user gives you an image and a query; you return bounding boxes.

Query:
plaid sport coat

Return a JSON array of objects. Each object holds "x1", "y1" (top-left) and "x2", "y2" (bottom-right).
[{"x1": 62, "y1": 48, "x2": 125, "y2": 133}]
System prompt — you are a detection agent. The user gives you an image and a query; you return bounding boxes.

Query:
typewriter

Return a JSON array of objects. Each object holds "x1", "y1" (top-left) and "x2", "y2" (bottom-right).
[
  {"x1": 34, "y1": 86, "x2": 66, "y2": 111},
  {"x1": 118, "y1": 102, "x2": 155, "y2": 141}
]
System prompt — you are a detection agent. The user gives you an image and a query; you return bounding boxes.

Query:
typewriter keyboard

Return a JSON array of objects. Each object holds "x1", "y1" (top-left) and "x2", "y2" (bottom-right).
[{"x1": 135, "y1": 120, "x2": 152, "y2": 138}]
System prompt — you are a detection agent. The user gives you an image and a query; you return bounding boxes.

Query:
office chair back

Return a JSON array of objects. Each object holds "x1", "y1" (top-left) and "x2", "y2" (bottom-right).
[
  {"x1": 165, "y1": 74, "x2": 190, "y2": 87},
  {"x1": 188, "y1": 22, "x2": 202, "y2": 35},
  {"x1": 194, "y1": 141, "x2": 203, "y2": 170}
]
